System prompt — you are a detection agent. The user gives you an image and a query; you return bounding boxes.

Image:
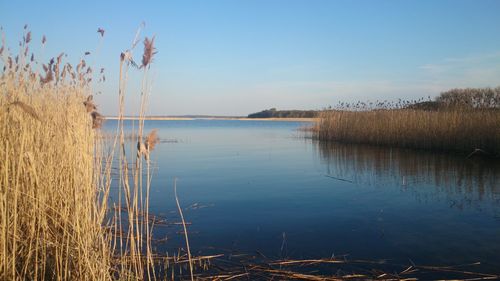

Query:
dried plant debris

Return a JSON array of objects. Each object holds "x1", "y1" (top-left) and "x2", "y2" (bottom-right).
[
  {"x1": 83, "y1": 95, "x2": 97, "y2": 113},
  {"x1": 90, "y1": 111, "x2": 103, "y2": 129},
  {"x1": 8, "y1": 101, "x2": 40, "y2": 121},
  {"x1": 83, "y1": 95, "x2": 103, "y2": 129}
]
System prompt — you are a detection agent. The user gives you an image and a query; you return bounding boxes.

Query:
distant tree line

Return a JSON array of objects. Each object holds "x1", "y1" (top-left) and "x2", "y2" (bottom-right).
[
  {"x1": 247, "y1": 108, "x2": 319, "y2": 118},
  {"x1": 436, "y1": 87, "x2": 500, "y2": 109},
  {"x1": 409, "y1": 87, "x2": 500, "y2": 111},
  {"x1": 249, "y1": 87, "x2": 500, "y2": 117}
]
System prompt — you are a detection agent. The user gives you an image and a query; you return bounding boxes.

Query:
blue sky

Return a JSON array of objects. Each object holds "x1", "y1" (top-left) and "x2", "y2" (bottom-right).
[{"x1": 1, "y1": 0, "x2": 500, "y2": 116}]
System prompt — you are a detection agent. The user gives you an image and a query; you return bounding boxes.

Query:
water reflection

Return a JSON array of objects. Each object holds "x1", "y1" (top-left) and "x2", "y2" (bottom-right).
[
  {"x1": 101, "y1": 120, "x2": 500, "y2": 275},
  {"x1": 314, "y1": 141, "x2": 500, "y2": 212}
]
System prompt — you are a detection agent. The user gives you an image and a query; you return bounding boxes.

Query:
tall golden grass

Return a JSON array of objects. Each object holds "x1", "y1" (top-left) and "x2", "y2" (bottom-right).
[
  {"x1": 314, "y1": 107, "x2": 500, "y2": 155},
  {"x1": 0, "y1": 26, "x2": 165, "y2": 280},
  {"x1": 0, "y1": 29, "x2": 112, "y2": 279}
]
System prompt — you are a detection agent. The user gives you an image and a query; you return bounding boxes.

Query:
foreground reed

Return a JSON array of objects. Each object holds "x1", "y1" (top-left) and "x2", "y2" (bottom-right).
[
  {"x1": 0, "y1": 26, "x2": 203, "y2": 281},
  {"x1": 0, "y1": 28, "x2": 112, "y2": 279},
  {"x1": 314, "y1": 102, "x2": 500, "y2": 155}
]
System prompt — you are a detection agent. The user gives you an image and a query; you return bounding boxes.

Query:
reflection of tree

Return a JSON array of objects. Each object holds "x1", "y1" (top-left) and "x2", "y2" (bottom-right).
[{"x1": 313, "y1": 140, "x2": 500, "y2": 212}]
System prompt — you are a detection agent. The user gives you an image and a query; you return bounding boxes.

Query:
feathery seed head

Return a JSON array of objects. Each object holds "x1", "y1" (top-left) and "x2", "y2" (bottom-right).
[
  {"x1": 141, "y1": 36, "x2": 156, "y2": 68},
  {"x1": 145, "y1": 129, "x2": 159, "y2": 152},
  {"x1": 25, "y1": 31, "x2": 31, "y2": 44}
]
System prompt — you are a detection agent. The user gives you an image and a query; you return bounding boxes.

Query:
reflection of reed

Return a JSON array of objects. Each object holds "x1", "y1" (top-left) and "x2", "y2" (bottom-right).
[{"x1": 314, "y1": 140, "x2": 500, "y2": 209}]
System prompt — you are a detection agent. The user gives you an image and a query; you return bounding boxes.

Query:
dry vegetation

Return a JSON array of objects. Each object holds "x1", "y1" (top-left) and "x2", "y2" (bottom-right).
[
  {"x1": 314, "y1": 95, "x2": 500, "y2": 156},
  {"x1": 0, "y1": 25, "x2": 178, "y2": 280},
  {"x1": 0, "y1": 27, "x2": 111, "y2": 279}
]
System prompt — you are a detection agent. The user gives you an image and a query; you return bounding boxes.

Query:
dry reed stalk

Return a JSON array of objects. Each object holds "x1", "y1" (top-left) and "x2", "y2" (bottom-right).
[
  {"x1": 113, "y1": 22, "x2": 165, "y2": 280},
  {"x1": 174, "y1": 179, "x2": 195, "y2": 281}
]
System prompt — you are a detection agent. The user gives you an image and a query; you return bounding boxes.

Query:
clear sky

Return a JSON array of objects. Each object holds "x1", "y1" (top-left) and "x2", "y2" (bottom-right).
[{"x1": 1, "y1": 0, "x2": 500, "y2": 116}]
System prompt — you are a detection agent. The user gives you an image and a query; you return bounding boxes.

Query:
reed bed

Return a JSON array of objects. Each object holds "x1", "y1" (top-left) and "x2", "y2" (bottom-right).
[
  {"x1": 0, "y1": 28, "x2": 111, "y2": 279},
  {"x1": 313, "y1": 102, "x2": 500, "y2": 155},
  {"x1": 0, "y1": 26, "x2": 209, "y2": 280}
]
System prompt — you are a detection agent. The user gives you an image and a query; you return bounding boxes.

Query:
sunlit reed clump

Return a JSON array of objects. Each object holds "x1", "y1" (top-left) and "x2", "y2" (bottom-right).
[
  {"x1": 0, "y1": 27, "x2": 111, "y2": 280},
  {"x1": 0, "y1": 25, "x2": 199, "y2": 280},
  {"x1": 314, "y1": 92, "x2": 500, "y2": 155}
]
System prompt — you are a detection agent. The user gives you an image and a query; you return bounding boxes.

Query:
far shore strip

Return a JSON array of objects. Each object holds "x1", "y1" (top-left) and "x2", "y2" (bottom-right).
[{"x1": 104, "y1": 117, "x2": 318, "y2": 122}]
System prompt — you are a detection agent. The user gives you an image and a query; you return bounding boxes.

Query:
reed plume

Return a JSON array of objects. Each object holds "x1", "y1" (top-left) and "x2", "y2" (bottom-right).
[
  {"x1": 83, "y1": 95, "x2": 97, "y2": 112},
  {"x1": 25, "y1": 31, "x2": 31, "y2": 44},
  {"x1": 141, "y1": 36, "x2": 156, "y2": 68},
  {"x1": 91, "y1": 111, "x2": 103, "y2": 129},
  {"x1": 145, "y1": 129, "x2": 159, "y2": 151},
  {"x1": 97, "y1": 27, "x2": 105, "y2": 37}
]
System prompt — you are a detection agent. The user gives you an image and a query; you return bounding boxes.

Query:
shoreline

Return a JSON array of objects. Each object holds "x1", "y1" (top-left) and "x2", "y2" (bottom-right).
[{"x1": 104, "y1": 117, "x2": 318, "y2": 122}]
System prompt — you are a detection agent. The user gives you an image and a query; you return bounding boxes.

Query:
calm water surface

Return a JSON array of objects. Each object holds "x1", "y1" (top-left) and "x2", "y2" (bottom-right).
[{"x1": 104, "y1": 120, "x2": 500, "y2": 273}]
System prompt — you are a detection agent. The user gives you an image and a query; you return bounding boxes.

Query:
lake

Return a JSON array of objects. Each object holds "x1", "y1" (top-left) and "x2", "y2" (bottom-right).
[{"x1": 104, "y1": 119, "x2": 500, "y2": 277}]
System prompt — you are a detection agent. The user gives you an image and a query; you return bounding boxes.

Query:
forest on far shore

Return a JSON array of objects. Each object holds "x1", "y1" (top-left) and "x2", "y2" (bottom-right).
[{"x1": 247, "y1": 108, "x2": 319, "y2": 118}]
